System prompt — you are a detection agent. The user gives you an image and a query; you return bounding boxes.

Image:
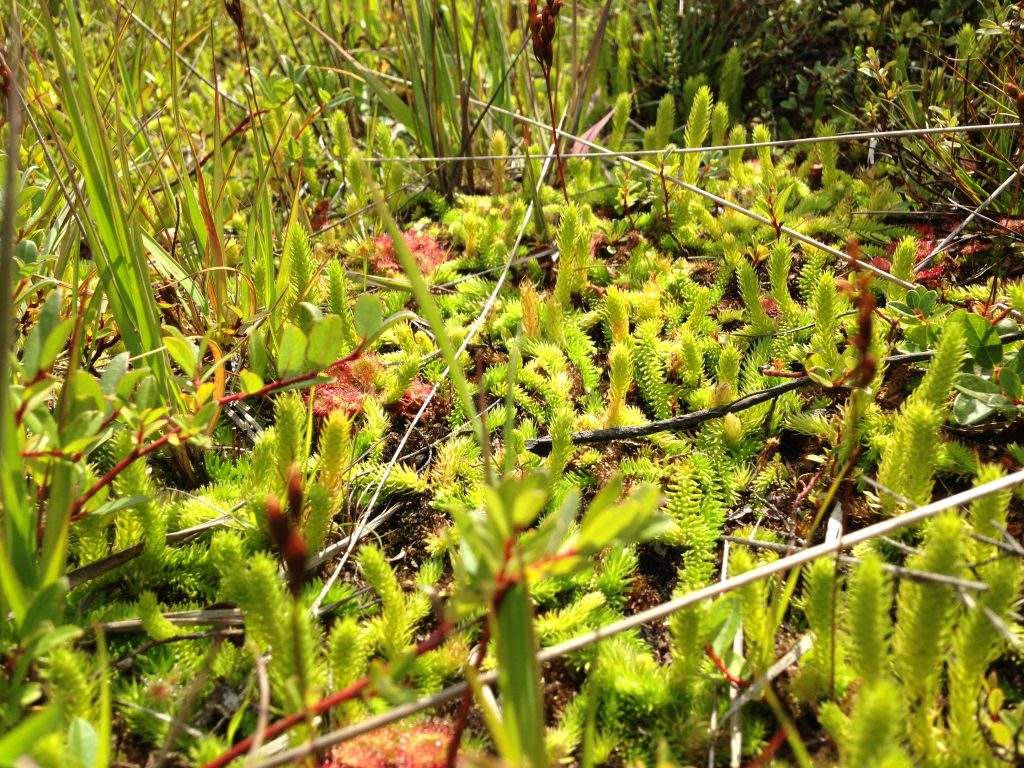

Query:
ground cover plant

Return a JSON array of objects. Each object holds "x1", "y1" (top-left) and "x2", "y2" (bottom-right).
[{"x1": 2, "y1": 1, "x2": 1024, "y2": 766}]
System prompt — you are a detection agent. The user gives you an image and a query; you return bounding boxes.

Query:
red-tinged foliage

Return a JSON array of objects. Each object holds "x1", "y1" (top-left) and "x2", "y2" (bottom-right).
[
  {"x1": 310, "y1": 357, "x2": 435, "y2": 420},
  {"x1": 870, "y1": 256, "x2": 892, "y2": 273},
  {"x1": 368, "y1": 231, "x2": 448, "y2": 276},
  {"x1": 960, "y1": 240, "x2": 989, "y2": 256},
  {"x1": 917, "y1": 263, "x2": 946, "y2": 283},
  {"x1": 311, "y1": 199, "x2": 331, "y2": 231},
  {"x1": 390, "y1": 378, "x2": 434, "y2": 418},
  {"x1": 324, "y1": 719, "x2": 457, "y2": 768},
  {"x1": 885, "y1": 232, "x2": 937, "y2": 263},
  {"x1": 760, "y1": 295, "x2": 780, "y2": 318},
  {"x1": 310, "y1": 356, "x2": 384, "y2": 417},
  {"x1": 998, "y1": 217, "x2": 1024, "y2": 234},
  {"x1": 911, "y1": 221, "x2": 937, "y2": 241}
]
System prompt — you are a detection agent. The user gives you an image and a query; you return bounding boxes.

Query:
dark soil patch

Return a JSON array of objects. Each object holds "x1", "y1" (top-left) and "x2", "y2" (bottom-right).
[
  {"x1": 542, "y1": 658, "x2": 584, "y2": 724},
  {"x1": 376, "y1": 498, "x2": 451, "y2": 592},
  {"x1": 630, "y1": 544, "x2": 680, "y2": 660}
]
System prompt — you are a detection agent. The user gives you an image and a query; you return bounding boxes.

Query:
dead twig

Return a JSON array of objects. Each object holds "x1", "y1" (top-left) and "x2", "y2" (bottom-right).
[{"x1": 525, "y1": 330, "x2": 1024, "y2": 455}]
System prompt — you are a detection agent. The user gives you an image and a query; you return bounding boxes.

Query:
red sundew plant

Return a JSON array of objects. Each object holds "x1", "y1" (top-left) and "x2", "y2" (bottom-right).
[
  {"x1": 760, "y1": 295, "x2": 781, "y2": 318},
  {"x1": 310, "y1": 358, "x2": 435, "y2": 419},
  {"x1": 310, "y1": 356, "x2": 384, "y2": 417},
  {"x1": 325, "y1": 719, "x2": 457, "y2": 768},
  {"x1": 391, "y1": 377, "x2": 434, "y2": 418},
  {"x1": 369, "y1": 231, "x2": 448, "y2": 276}
]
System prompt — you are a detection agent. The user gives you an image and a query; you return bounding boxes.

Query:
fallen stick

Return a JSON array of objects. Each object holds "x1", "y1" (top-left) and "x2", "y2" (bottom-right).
[
  {"x1": 525, "y1": 330, "x2": 1024, "y2": 455},
  {"x1": 246, "y1": 468, "x2": 1024, "y2": 768}
]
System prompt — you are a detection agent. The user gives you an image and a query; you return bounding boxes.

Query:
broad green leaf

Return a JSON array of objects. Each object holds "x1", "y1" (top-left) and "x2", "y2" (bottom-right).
[
  {"x1": 1009, "y1": 350, "x2": 1024, "y2": 377},
  {"x1": 482, "y1": 484, "x2": 512, "y2": 542},
  {"x1": 68, "y1": 718, "x2": 98, "y2": 768},
  {"x1": 957, "y1": 311, "x2": 1003, "y2": 369},
  {"x1": 505, "y1": 471, "x2": 551, "y2": 529},
  {"x1": 115, "y1": 369, "x2": 150, "y2": 401},
  {"x1": 249, "y1": 330, "x2": 268, "y2": 378},
  {"x1": 293, "y1": 301, "x2": 323, "y2": 329},
  {"x1": 805, "y1": 366, "x2": 833, "y2": 387},
  {"x1": 38, "y1": 318, "x2": 74, "y2": 376},
  {"x1": 87, "y1": 495, "x2": 151, "y2": 519},
  {"x1": 998, "y1": 367, "x2": 1022, "y2": 401},
  {"x1": 362, "y1": 310, "x2": 418, "y2": 350},
  {"x1": 67, "y1": 370, "x2": 105, "y2": 414},
  {"x1": 709, "y1": 597, "x2": 744, "y2": 659},
  {"x1": 100, "y1": 352, "x2": 130, "y2": 396},
  {"x1": 353, "y1": 294, "x2": 384, "y2": 341},
  {"x1": 952, "y1": 392, "x2": 998, "y2": 426},
  {"x1": 0, "y1": 704, "x2": 63, "y2": 763},
  {"x1": 956, "y1": 373, "x2": 1007, "y2": 402},
  {"x1": 239, "y1": 370, "x2": 264, "y2": 394},
  {"x1": 163, "y1": 328, "x2": 198, "y2": 379},
  {"x1": 23, "y1": 291, "x2": 66, "y2": 378},
  {"x1": 307, "y1": 315, "x2": 345, "y2": 370},
  {"x1": 277, "y1": 325, "x2": 308, "y2": 378}
]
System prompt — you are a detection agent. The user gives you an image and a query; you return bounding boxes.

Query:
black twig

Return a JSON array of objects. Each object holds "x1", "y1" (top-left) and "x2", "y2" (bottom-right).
[{"x1": 525, "y1": 330, "x2": 1024, "y2": 455}]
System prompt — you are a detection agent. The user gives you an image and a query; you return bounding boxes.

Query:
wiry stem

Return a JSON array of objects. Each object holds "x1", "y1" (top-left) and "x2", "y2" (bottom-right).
[
  {"x1": 543, "y1": 72, "x2": 569, "y2": 202},
  {"x1": 68, "y1": 345, "x2": 364, "y2": 520},
  {"x1": 248, "y1": 470, "x2": 1024, "y2": 768},
  {"x1": 202, "y1": 619, "x2": 456, "y2": 768}
]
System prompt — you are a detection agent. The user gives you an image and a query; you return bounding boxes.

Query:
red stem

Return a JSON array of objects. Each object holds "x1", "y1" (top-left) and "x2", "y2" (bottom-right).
[
  {"x1": 21, "y1": 448, "x2": 82, "y2": 461},
  {"x1": 66, "y1": 346, "x2": 364, "y2": 519},
  {"x1": 69, "y1": 427, "x2": 183, "y2": 521},
  {"x1": 218, "y1": 343, "x2": 362, "y2": 405},
  {"x1": 445, "y1": 622, "x2": 490, "y2": 768},
  {"x1": 759, "y1": 368, "x2": 807, "y2": 379},
  {"x1": 704, "y1": 644, "x2": 751, "y2": 688},
  {"x1": 543, "y1": 67, "x2": 569, "y2": 204},
  {"x1": 203, "y1": 619, "x2": 456, "y2": 768}
]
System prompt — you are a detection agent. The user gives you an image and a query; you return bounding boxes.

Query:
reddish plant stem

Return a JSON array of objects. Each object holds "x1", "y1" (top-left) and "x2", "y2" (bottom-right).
[
  {"x1": 67, "y1": 347, "x2": 364, "y2": 519},
  {"x1": 21, "y1": 448, "x2": 82, "y2": 461},
  {"x1": 704, "y1": 644, "x2": 751, "y2": 689},
  {"x1": 524, "y1": 547, "x2": 579, "y2": 579},
  {"x1": 13, "y1": 370, "x2": 48, "y2": 425},
  {"x1": 445, "y1": 622, "x2": 491, "y2": 768},
  {"x1": 69, "y1": 426, "x2": 183, "y2": 521},
  {"x1": 194, "y1": 109, "x2": 268, "y2": 173},
  {"x1": 203, "y1": 619, "x2": 456, "y2": 768},
  {"x1": 745, "y1": 727, "x2": 788, "y2": 768},
  {"x1": 658, "y1": 163, "x2": 684, "y2": 251},
  {"x1": 759, "y1": 367, "x2": 807, "y2": 379},
  {"x1": 791, "y1": 466, "x2": 826, "y2": 513},
  {"x1": 217, "y1": 343, "x2": 362, "y2": 405},
  {"x1": 543, "y1": 72, "x2": 569, "y2": 203}
]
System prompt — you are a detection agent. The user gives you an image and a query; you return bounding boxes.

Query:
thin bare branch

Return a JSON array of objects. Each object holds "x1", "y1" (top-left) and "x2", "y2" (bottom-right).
[
  {"x1": 363, "y1": 121, "x2": 1024, "y2": 164},
  {"x1": 915, "y1": 159, "x2": 1024, "y2": 272},
  {"x1": 724, "y1": 536, "x2": 992, "y2": 591},
  {"x1": 250, "y1": 470, "x2": 1024, "y2": 767},
  {"x1": 525, "y1": 330, "x2": 1024, "y2": 455}
]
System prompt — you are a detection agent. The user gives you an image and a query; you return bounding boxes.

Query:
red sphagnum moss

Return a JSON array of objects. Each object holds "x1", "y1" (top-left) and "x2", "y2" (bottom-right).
[
  {"x1": 324, "y1": 719, "x2": 458, "y2": 768},
  {"x1": 369, "y1": 231, "x2": 448, "y2": 276}
]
